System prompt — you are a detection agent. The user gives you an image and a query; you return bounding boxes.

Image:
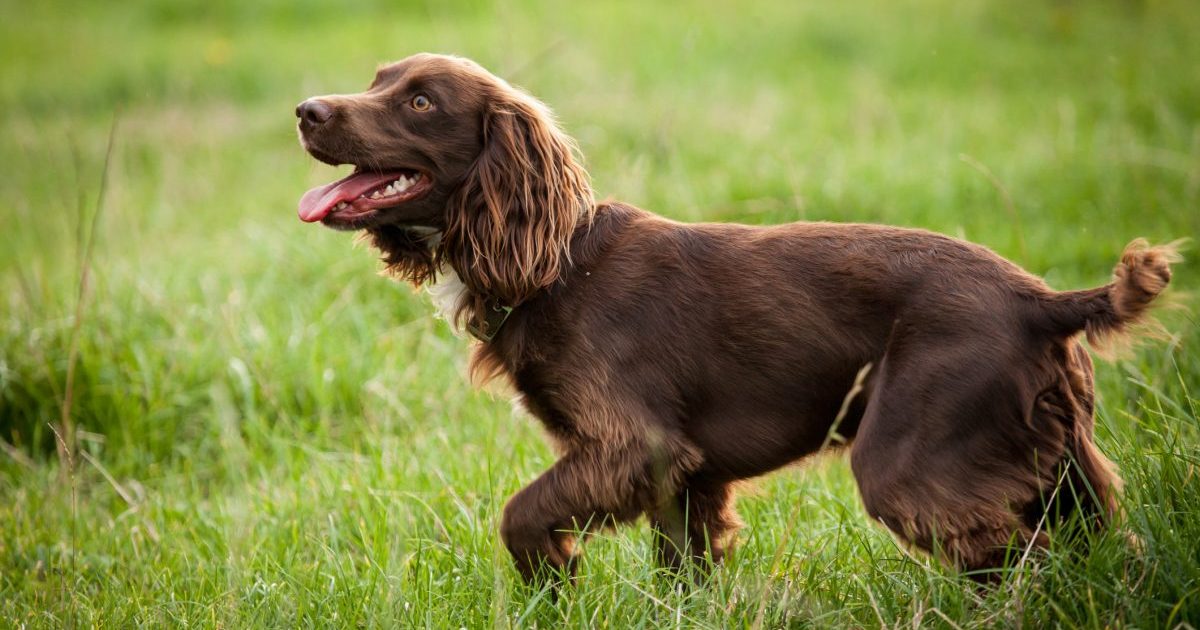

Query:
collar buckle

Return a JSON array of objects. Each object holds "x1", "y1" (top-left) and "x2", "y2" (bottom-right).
[{"x1": 466, "y1": 302, "x2": 513, "y2": 342}]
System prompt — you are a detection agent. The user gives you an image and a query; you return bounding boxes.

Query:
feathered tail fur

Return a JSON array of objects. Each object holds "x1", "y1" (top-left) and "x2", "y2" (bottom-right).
[{"x1": 1036, "y1": 239, "x2": 1182, "y2": 349}]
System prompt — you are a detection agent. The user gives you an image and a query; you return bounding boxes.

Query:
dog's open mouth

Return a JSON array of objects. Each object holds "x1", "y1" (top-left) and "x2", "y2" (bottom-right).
[{"x1": 298, "y1": 168, "x2": 432, "y2": 224}]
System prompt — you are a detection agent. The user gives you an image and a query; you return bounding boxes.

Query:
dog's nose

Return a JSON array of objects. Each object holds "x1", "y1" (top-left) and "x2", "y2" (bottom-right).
[{"x1": 296, "y1": 99, "x2": 333, "y2": 125}]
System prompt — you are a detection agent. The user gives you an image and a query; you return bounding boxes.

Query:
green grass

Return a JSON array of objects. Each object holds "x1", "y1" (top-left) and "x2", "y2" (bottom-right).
[{"x1": 2, "y1": 0, "x2": 1199, "y2": 626}]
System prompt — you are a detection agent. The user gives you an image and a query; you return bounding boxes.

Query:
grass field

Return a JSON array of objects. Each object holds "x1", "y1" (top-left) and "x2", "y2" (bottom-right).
[{"x1": 3, "y1": 0, "x2": 1199, "y2": 627}]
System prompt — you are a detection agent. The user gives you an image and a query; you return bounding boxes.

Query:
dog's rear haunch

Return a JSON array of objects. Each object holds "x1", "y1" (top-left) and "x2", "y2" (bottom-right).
[{"x1": 295, "y1": 53, "x2": 1178, "y2": 584}]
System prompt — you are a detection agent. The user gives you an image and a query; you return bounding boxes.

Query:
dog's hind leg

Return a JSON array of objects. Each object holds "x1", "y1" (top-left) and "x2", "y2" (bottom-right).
[
  {"x1": 1023, "y1": 341, "x2": 1120, "y2": 533},
  {"x1": 849, "y1": 337, "x2": 1072, "y2": 580}
]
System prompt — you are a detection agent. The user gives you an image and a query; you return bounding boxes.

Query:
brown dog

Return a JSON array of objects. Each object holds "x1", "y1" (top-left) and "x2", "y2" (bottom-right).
[{"x1": 296, "y1": 53, "x2": 1175, "y2": 582}]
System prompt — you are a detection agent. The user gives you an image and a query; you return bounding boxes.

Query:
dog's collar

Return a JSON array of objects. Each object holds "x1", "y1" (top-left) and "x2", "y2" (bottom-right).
[{"x1": 467, "y1": 301, "x2": 513, "y2": 342}]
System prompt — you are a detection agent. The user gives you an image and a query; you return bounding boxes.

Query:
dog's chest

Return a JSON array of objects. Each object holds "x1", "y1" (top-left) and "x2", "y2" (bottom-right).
[{"x1": 426, "y1": 264, "x2": 470, "y2": 330}]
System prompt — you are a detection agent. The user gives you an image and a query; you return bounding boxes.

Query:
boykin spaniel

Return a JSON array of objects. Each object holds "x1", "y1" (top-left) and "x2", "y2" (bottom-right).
[{"x1": 295, "y1": 53, "x2": 1176, "y2": 583}]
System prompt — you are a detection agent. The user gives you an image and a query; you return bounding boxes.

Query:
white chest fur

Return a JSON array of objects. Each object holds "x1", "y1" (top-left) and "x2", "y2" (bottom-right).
[
  {"x1": 426, "y1": 263, "x2": 470, "y2": 332},
  {"x1": 401, "y1": 227, "x2": 469, "y2": 333}
]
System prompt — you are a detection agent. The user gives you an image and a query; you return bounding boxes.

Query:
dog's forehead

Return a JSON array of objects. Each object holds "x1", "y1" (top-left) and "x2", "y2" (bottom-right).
[{"x1": 375, "y1": 54, "x2": 494, "y2": 87}]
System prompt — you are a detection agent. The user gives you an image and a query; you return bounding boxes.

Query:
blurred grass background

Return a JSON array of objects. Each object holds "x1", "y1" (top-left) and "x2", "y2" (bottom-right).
[{"x1": 1, "y1": 0, "x2": 1198, "y2": 627}]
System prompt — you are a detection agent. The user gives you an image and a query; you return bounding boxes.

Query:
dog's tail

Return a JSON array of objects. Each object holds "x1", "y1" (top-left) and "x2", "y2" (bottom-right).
[{"x1": 1033, "y1": 239, "x2": 1181, "y2": 350}]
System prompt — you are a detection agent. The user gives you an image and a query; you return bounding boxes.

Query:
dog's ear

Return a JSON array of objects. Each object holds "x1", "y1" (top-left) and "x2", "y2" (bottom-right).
[{"x1": 442, "y1": 89, "x2": 593, "y2": 318}]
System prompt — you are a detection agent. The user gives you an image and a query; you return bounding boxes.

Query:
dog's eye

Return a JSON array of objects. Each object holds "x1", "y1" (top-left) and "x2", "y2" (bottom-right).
[{"x1": 411, "y1": 94, "x2": 432, "y2": 111}]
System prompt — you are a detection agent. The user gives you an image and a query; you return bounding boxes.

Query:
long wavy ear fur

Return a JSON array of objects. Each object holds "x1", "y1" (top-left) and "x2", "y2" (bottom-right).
[{"x1": 442, "y1": 85, "x2": 594, "y2": 327}]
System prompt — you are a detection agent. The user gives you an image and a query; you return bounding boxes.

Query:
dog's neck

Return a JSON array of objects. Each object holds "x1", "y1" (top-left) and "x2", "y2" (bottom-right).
[
  {"x1": 426, "y1": 261, "x2": 471, "y2": 330},
  {"x1": 390, "y1": 226, "x2": 505, "y2": 341},
  {"x1": 377, "y1": 205, "x2": 606, "y2": 342}
]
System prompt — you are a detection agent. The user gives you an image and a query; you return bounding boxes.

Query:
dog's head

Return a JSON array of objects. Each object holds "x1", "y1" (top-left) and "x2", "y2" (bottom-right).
[{"x1": 296, "y1": 53, "x2": 593, "y2": 303}]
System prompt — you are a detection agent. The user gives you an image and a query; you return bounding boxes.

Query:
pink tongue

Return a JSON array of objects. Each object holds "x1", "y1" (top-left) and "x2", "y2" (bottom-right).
[{"x1": 298, "y1": 171, "x2": 408, "y2": 222}]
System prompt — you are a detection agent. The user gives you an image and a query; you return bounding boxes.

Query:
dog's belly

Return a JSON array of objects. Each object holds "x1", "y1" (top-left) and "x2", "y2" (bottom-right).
[{"x1": 681, "y1": 367, "x2": 873, "y2": 482}]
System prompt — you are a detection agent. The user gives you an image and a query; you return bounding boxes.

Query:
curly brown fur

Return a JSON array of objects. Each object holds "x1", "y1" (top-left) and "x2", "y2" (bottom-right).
[{"x1": 296, "y1": 53, "x2": 1179, "y2": 584}]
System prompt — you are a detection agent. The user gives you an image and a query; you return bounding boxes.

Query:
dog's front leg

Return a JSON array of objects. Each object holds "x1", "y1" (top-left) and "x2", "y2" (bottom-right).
[
  {"x1": 650, "y1": 481, "x2": 740, "y2": 579},
  {"x1": 500, "y1": 444, "x2": 660, "y2": 584}
]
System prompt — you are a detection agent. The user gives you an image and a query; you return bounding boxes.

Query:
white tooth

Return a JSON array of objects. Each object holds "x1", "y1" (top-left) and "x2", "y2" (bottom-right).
[{"x1": 371, "y1": 190, "x2": 383, "y2": 199}]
